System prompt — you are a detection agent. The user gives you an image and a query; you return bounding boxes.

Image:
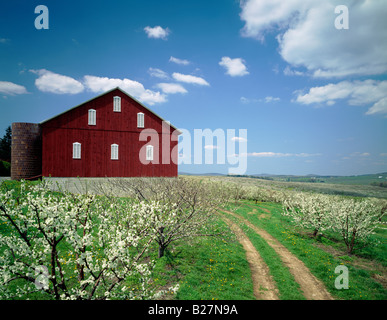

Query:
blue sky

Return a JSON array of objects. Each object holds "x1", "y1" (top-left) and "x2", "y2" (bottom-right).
[{"x1": 1, "y1": 0, "x2": 386, "y2": 176}]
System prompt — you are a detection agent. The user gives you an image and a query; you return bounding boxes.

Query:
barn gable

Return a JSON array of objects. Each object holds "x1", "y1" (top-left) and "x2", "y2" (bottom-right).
[{"x1": 40, "y1": 87, "x2": 180, "y2": 133}]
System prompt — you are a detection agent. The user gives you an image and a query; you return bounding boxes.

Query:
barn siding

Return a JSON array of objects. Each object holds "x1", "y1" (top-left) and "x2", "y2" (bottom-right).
[{"x1": 41, "y1": 88, "x2": 179, "y2": 177}]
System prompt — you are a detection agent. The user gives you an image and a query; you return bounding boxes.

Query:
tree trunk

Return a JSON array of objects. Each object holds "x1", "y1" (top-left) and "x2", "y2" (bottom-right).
[
  {"x1": 51, "y1": 241, "x2": 60, "y2": 300},
  {"x1": 347, "y1": 230, "x2": 357, "y2": 254},
  {"x1": 158, "y1": 245, "x2": 165, "y2": 258},
  {"x1": 158, "y1": 227, "x2": 165, "y2": 258}
]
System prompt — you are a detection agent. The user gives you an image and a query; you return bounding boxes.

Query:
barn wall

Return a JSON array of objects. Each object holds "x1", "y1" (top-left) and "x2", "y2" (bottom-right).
[
  {"x1": 41, "y1": 89, "x2": 179, "y2": 177},
  {"x1": 42, "y1": 128, "x2": 178, "y2": 177}
]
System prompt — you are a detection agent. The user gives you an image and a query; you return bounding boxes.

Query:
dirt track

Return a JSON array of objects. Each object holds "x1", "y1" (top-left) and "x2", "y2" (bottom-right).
[
  {"x1": 221, "y1": 215, "x2": 279, "y2": 300},
  {"x1": 220, "y1": 209, "x2": 333, "y2": 300}
]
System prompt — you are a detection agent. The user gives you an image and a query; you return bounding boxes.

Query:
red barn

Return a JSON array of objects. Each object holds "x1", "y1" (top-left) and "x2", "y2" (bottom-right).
[{"x1": 11, "y1": 87, "x2": 180, "y2": 179}]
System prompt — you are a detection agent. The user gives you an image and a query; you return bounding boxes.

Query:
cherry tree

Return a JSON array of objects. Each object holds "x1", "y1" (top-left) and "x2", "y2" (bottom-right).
[
  {"x1": 99, "y1": 177, "x2": 229, "y2": 258},
  {"x1": 329, "y1": 198, "x2": 381, "y2": 254},
  {"x1": 283, "y1": 192, "x2": 334, "y2": 238},
  {"x1": 282, "y1": 191, "x2": 382, "y2": 253}
]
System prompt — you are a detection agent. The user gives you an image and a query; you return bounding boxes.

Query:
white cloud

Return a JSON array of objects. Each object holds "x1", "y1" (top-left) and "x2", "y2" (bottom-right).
[
  {"x1": 156, "y1": 83, "x2": 187, "y2": 94},
  {"x1": 144, "y1": 26, "x2": 170, "y2": 40},
  {"x1": 169, "y1": 56, "x2": 190, "y2": 65},
  {"x1": 240, "y1": 0, "x2": 387, "y2": 78},
  {"x1": 296, "y1": 82, "x2": 353, "y2": 105},
  {"x1": 350, "y1": 152, "x2": 370, "y2": 157},
  {"x1": 31, "y1": 69, "x2": 84, "y2": 94},
  {"x1": 29, "y1": 69, "x2": 170, "y2": 105},
  {"x1": 172, "y1": 72, "x2": 210, "y2": 86},
  {"x1": 240, "y1": 97, "x2": 250, "y2": 104},
  {"x1": 240, "y1": 0, "x2": 308, "y2": 41},
  {"x1": 83, "y1": 75, "x2": 166, "y2": 105},
  {"x1": 231, "y1": 137, "x2": 247, "y2": 142},
  {"x1": 264, "y1": 96, "x2": 280, "y2": 103},
  {"x1": 366, "y1": 97, "x2": 387, "y2": 115},
  {"x1": 83, "y1": 75, "x2": 142, "y2": 94},
  {"x1": 295, "y1": 80, "x2": 387, "y2": 115},
  {"x1": 148, "y1": 68, "x2": 169, "y2": 79},
  {"x1": 240, "y1": 96, "x2": 279, "y2": 104},
  {"x1": 204, "y1": 145, "x2": 218, "y2": 150},
  {"x1": 0, "y1": 81, "x2": 28, "y2": 95},
  {"x1": 342, "y1": 152, "x2": 371, "y2": 161},
  {"x1": 283, "y1": 66, "x2": 304, "y2": 76},
  {"x1": 219, "y1": 57, "x2": 249, "y2": 77},
  {"x1": 247, "y1": 152, "x2": 321, "y2": 158},
  {"x1": 138, "y1": 90, "x2": 167, "y2": 105}
]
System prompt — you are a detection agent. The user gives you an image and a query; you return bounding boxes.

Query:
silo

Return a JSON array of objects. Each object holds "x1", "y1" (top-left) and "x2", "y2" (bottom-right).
[{"x1": 11, "y1": 123, "x2": 42, "y2": 180}]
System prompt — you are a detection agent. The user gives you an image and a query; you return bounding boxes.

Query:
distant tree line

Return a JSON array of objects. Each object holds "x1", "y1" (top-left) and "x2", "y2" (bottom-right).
[
  {"x1": 227, "y1": 174, "x2": 274, "y2": 181},
  {"x1": 227, "y1": 174, "x2": 327, "y2": 183},
  {"x1": 370, "y1": 181, "x2": 387, "y2": 188},
  {"x1": 0, "y1": 126, "x2": 11, "y2": 176}
]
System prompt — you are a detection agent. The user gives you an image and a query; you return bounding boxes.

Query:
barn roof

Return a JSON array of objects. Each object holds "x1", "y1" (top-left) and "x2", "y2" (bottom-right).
[{"x1": 39, "y1": 87, "x2": 181, "y2": 133}]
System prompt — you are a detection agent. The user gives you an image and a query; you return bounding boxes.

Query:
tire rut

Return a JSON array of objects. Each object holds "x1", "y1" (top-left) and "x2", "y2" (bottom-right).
[
  {"x1": 221, "y1": 209, "x2": 334, "y2": 300},
  {"x1": 221, "y1": 215, "x2": 279, "y2": 300}
]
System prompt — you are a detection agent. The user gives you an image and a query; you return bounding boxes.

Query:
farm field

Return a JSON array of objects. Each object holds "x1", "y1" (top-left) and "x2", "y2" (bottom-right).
[
  {"x1": 226, "y1": 172, "x2": 387, "y2": 186},
  {"x1": 202, "y1": 174, "x2": 387, "y2": 199},
  {"x1": 0, "y1": 176, "x2": 386, "y2": 300}
]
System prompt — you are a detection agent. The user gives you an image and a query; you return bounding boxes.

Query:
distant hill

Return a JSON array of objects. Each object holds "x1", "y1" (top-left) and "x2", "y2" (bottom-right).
[
  {"x1": 179, "y1": 172, "x2": 387, "y2": 186},
  {"x1": 178, "y1": 172, "x2": 226, "y2": 176},
  {"x1": 229, "y1": 172, "x2": 387, "y2": 186}
]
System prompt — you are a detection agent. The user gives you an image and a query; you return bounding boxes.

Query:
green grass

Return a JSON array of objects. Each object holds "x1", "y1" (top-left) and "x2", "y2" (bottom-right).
[{"x1": 150, "y1": 218, "x2": 255, "y2": 300}]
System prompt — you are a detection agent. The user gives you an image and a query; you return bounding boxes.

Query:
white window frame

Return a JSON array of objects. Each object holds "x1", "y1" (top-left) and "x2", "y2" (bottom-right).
[
  {"x1": 111, "y1": 144, "x2": 119, "y2": 160},
  {"x1": 146, "y1": 145, "x2": 153, "y2": 161},
  {"x1": 113, "y1": 96, "x2": 121, "y2": 112},
  {"x1": 73, "y1": 142, "x2": 81, "y2": 159},
  {"x1": 88, "y1": 109, "x2": 96, "y2": 125},
  {"x1": 137, "y1": 112, "x2": 144, "y2": 128}
]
